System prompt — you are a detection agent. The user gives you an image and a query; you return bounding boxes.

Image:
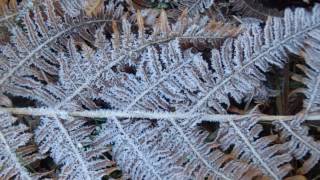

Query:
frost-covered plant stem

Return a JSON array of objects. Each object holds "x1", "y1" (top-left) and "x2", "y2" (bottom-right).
[{"x1": 0, "y1": 107, "x2": 319, "y2": 122}]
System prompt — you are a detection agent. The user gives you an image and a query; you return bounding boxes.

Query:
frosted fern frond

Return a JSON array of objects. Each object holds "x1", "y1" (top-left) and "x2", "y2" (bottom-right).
[
  {"x1": 187, "y1": 5, "x2": 320, "y2": 177},
  {"x1": 0, "y1": 0, "x2": 123, "y2": 99},
  {"x1": 186, "y1": 4, "x2": 320, "y2": 116},
  {"x1": 217, "y1": 114, "x2": 293, "y2": 179},
  {"x1": 100, "y1": 4, "x2": 320, "y2": 118},
  {"x1": 95, "y1": 117, "x2": 265, "y2": 180},
  {"x1": 19, "y1": 80, "x2": 120, "y2": 178},
  {"x1": 29, "y1": 11, "x2": 239, "y2": 108},
  {"x1": 50, "y1": 5, "x2": 319, "y2": 179},
  {"x1": 35, "y1": 115, "x2": 119, "y2": 179},
  {"x1": 34, "y1": 19, "x2": 247, "y2": 178},
  {"x1": 92, "y1": 5, "x2": 320, "y2": 179},
  {"x1": 91, "y1": 26, "x2": 265, "y2": 179},
  {"x1": 36, "y1": 15, "x2": 261, "y2": 179},
  {"x1": 1, "y1": 2, "x2": 320, "y2": 180},
  {"x1": 24, "y1": 38, "x2": 122, "y2": 179},
  {"x1": 274, "y1": 116, "x2": 320, "y2": 175},
  {"x1": 273, "y1": 29, "x2": 320, "y2": 174},
  {"x1": 0, "y1": 112, "x2": 44, "y2": 180},
  {"x1": 300, "y1": 30, "x2": 320, "y2": 115}
]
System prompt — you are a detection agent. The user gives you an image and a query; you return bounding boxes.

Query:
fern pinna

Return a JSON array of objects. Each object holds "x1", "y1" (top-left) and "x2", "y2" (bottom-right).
[{"x1": 0, "y1": 0, "x2": 320, "y2": 179}]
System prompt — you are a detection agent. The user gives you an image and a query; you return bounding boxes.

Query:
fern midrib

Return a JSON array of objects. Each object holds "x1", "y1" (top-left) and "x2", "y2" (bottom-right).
[
  {"x1": 54, "y1": 55, "x2": 126, "y2": 108},
  {"x1": 179, "y1": 35, "x2": 226, "y2": 40},
  {"x1": 229, "y1": 119, "x2": 280, "y2": 180},
  {"x1": 189, "y1": 22, "x2": 320, "y2": 113},
  {"x1": 0, "y1": 19, "x2": 113, "y2": 86},
  {"x1": 169, "y1": 118, "x2": 232, "y2": 180},
  {"x1": 52, "y1": 115, "x2": 92, "y2": 179},
  {"x1": 0, "y1": 130, "x2": 32, "y2": 180},
  {"x1": 111, "y1": 117, "x2": 163, "y2": 180},
  {"x1": 125, "y1": 51, "x2": 189, "y2": 109}
]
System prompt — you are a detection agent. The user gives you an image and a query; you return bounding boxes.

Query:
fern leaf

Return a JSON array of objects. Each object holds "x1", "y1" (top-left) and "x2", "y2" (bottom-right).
[
  {"x1": 31, "y1": 39, "x2": 121, "y2": 179},
  {"x1": 32, "y1": 13, "x2": 236, "y2": 108},
  {"x1": 0, "y1": 0, "x2": 122, "y2": 97},
  {"x1": 35, "y1": 16, "x2": 263, "y2": 179},
  {"x1": 188, "y1": 4, "x2": 320, "y2": 114},
  {"x1": 94, "y1": 5, "x2": 320, "y2": 179},
  {"x1": 276, "y1": 119, "x2": 320, "y2": 174},
  {"x1": 1, "y1": 2, "x2": 320, "y2": 180},
  {"x1": 96, "y1": 118, "x2": 165, "y2": 180},
  {"x1": 300, "y1": 30, "x2": 320, "y2": 114},
  {"x1": 96, "y1": 117, "x2": 265, "y2": 179},
  {"x1": 274, "y1": 30, "x2": 320, "y2": 174},
  {"x1": 35, "y1": 115, "x2": 118, "y2": 179},
  {"x1": 90, "y1": 27, "x2": 265, "y2": 179},
  {"x1": 0, "y1": 112, "x2": 42, "y2": 180},
  {"x1": 49, "y1": 35, "x2": 242, "y2": 179},
  {"x1": 217, "y1": 113, "x2": 293, "y2": 179}
]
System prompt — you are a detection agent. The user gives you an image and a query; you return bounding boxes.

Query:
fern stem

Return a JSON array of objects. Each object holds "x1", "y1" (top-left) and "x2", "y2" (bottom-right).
[{"x1": 0, "y1": 107, "x2": 319, "y2": 121}]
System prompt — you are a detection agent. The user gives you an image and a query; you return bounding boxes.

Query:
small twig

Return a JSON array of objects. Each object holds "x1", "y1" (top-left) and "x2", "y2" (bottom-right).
[{"x1": 0, "y1": 107, "x2": 319, "y2": 122}]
